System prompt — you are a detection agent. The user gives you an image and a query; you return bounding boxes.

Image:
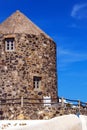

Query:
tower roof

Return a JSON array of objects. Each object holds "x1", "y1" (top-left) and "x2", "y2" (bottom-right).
[{"x1": 0, "y1": 10, "x2": 50, "y2": 38}]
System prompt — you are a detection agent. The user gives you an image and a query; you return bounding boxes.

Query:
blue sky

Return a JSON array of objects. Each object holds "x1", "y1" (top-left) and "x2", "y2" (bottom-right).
[{"x1": 0, "y1": 0, "x2": 87, "y2": 102}]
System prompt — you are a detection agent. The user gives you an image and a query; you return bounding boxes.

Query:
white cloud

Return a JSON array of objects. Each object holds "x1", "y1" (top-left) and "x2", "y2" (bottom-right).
[
  {"x1": 71, "y1": 3, "x2": 87, "y2": 19},
  {"x1": 58, "y1": 47, "x2": 87, "y2": 71},
  {"x1": 68, "y1": 23, "x2": 77, "y2": 28}
]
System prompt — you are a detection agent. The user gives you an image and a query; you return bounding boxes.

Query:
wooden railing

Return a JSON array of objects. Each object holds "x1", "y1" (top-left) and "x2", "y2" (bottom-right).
[
  {"x1": 0, "y1": 97, "x2": 58, "y2": 106},
  {"x1": 0, "y1": 96, "x2": 87, "y2": 108},
  {"x1": 59, "y1": 97, "x2": 87, "y2": 107}
]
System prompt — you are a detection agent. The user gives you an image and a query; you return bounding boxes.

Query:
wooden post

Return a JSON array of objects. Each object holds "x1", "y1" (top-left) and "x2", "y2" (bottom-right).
[
  {"x1": 61, "y1": 97, "x2": 64, "y2": 107},
  {"x1": 78, "y1": 100, "x2": 80, "y2": 112},
  {"x1": 86, "y1": 102, "x2": 87, "y2": 108},
  {"x1": 21, "y1": 96, "x2": 23, "y2": 107}
]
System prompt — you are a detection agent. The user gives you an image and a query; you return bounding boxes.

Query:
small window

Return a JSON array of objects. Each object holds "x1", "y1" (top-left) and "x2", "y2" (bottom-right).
[
  {"x1": 33, "y1": 76, "x2": 41, "y2": 89},
  {"x1": 5, "y1": 38, "x2": 15, "y2": 51}
]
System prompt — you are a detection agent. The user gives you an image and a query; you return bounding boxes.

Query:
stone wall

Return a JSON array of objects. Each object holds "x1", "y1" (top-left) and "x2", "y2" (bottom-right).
[
  {"x1": 0, "y1": 33, "x2": 57, "y2": 119},
  {"x1": 1, "y1": 101, "x2": 87, "y2": 120}
]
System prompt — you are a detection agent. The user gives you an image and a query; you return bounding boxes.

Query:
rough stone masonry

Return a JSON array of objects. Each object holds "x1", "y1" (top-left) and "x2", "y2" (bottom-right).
[{"x1": 0, "y1": 10, "x2": 58, "y2": 119}]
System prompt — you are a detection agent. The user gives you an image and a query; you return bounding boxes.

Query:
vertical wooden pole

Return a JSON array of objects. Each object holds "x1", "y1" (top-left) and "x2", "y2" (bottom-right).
[
  {"x1": 61, "y1": 97, "x2": 64, "y2": 107},
  {"x1": 86, "y1": 102, "x2": 87, "y2": 108},
  {"x1": 78, "y1": 100, "x2": 80, "y2": 112},
  {"x1": 21, "y1": 96, "x2": 23, "y2": 107}
]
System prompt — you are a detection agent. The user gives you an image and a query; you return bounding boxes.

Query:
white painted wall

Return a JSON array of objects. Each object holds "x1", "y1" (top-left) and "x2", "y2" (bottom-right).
[{"x1": 1, "y1": 114, "x2": 82, "y2": 130}]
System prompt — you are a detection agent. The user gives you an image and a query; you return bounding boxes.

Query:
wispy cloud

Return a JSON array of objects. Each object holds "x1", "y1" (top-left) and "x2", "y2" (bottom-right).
[
  {"x1": 68, "y1": 23, "x2": 77, "y2": 28},
  {"x1": 68, "y1": 23, "x2": 80, "y2": 29},
  {"x1": 71, "y1": 3, "x2": 87, "y2": 19},
  {"x1": 58, "y1": 47, "x2": 87, "y2": 71}
]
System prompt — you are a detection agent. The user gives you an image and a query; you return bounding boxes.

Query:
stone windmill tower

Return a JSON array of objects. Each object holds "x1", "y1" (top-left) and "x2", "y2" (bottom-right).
[{"x1": 0, "y1": 10, "x2": 58, "y2": 119}]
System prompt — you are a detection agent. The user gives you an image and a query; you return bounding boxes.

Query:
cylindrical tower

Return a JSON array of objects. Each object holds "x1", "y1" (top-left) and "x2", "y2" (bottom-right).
[{"x1": 0, "y1": 11, "x2": 58, "y2": 119}]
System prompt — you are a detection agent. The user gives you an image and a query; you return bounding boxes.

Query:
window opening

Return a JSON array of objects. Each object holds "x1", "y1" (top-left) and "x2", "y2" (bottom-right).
[
  {"x1": 5, "y1": 38, "x2": 15, "y2": 51},
  {"x1": 33, "y1": 76, "x2": 41, "y2": 89}
]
